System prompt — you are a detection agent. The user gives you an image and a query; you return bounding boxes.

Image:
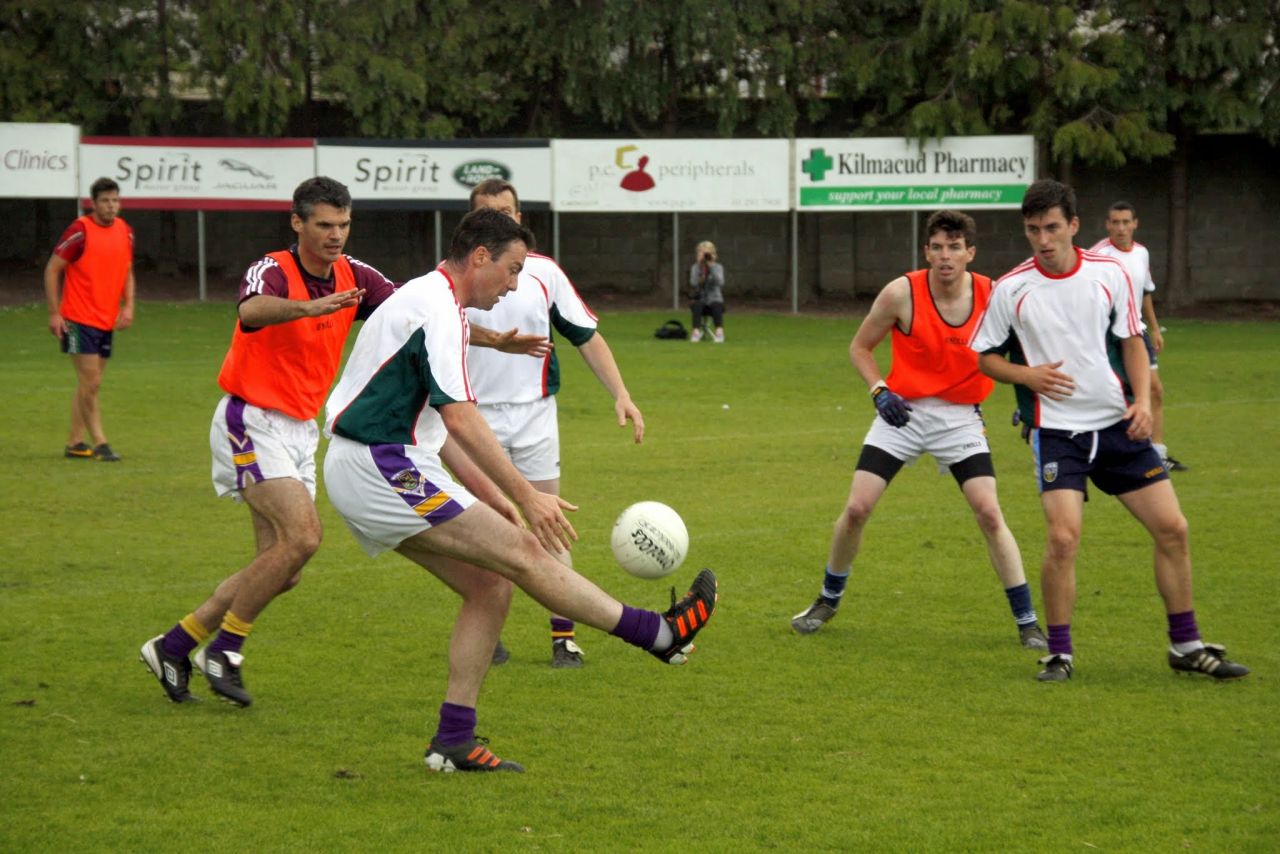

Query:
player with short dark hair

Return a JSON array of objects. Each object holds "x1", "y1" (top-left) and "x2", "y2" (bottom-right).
[
  {"x1": 1088, "y1": 201, "x2": 1185, "y2": 472},
  {"x1": 322, "y1": 207, "x2": 717, "y2": 772},
  {"x1": 971, "y1": 178, "x2": 1247, "y2": 683},
  {"x1": 791, "y1": 209, "x2": 1046, "y2": 650},
  {"x1": 138, "y1": 176, "x2": 403, "y2": 707},
  {"x1": 44, "y1": 176, "x2": 135, "y2": 462},
  {"x1": 464, "y1": 177, "x2": 645, "y2": 668}
]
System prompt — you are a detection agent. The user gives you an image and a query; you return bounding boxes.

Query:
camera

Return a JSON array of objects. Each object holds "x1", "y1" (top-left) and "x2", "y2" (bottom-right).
[{"x1": 701, "y1": 253, "x2": 713, "y2": 262}]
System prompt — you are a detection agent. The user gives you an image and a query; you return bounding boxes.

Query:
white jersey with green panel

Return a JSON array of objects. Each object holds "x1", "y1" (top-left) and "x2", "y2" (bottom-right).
[
  {"x1": 325, "y1": 269, "x2": 473, "y2": 451},
  {"x1": 465, "y1": 253, "x2": 598, "y2": 404}
]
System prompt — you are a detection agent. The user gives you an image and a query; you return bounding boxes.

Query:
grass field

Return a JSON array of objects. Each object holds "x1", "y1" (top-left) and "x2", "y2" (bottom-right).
[{"x1": 1, "y1": 302, "x2": 1277, "y2": 851}]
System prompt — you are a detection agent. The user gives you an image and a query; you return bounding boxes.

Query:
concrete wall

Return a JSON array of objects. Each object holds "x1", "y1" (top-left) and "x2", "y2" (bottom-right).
[{"x1": 4, "y1": 134, "x2": 1275, "y2": 305}]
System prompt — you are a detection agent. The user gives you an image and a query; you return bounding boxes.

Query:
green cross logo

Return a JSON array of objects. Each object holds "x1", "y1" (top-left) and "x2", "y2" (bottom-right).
[{"x1": 802, "y1": 147, "x2": 833, "y2": 182}]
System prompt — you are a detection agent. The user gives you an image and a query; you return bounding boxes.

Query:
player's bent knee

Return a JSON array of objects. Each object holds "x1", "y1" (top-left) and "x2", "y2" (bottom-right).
[
  {"x1": 278, "y1": 524, "x2": 322, "y2": 566},
  {"x1": 501, "y1": 530, "x2": 552, "y2": 584},
  {"x1": 279, "y1": 570, "x2": 304, "y2": 593}
]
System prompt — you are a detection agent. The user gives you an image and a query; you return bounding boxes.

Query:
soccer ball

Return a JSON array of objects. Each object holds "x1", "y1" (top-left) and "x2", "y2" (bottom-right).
[{"x1": 610, "y1": 501, "x2": 689, "y2": 579}]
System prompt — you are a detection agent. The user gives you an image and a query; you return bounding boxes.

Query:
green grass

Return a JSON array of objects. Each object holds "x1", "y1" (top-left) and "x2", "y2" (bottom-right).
[{"x1": 1, "y1": 303, "x2": 1277, "y2": 851}]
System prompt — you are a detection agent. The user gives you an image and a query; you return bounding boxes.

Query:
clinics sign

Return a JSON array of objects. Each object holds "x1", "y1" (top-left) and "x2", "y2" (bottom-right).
[
  {"x1": 553, "y1": 139, "x2": 789, "y2": 212},
  {"x1": 315, "y1": 140, "x2": 551, "y2": 209},
  {"x1": 78, "y1": 137, "x2": 315, "y2": 209},
  {"x1": 796, "y1": 136, "x2": 1035, "y2": 210},
  {"x1": 0, "y1": 122, "x2": 78, "y2": 198}
]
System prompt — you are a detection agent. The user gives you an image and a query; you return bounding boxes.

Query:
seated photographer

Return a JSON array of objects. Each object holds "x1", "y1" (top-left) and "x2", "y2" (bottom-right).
[{"x1": 688, "y1": 240, "x2": 726, "y2": 343}]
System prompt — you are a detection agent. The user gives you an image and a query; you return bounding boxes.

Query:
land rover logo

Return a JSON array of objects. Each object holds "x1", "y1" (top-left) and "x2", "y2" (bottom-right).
[{"x1": 453, "y1": 160, "x2": 510, "y2": 188}]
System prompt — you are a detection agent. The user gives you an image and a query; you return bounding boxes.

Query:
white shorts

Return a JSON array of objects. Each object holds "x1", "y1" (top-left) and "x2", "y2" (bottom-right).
[
  {"x1": 478, "y1": 396, "x2": 560, "y2": 482},
  {"x1": 862, "y1": 397, "x2": 990, "y2": 468},
  {"x1": 323, "y1": 434, "x2": 477, "y2": 557},
  {"x1": 210, "y1": 394, "x2": 318, "y2": 501}
]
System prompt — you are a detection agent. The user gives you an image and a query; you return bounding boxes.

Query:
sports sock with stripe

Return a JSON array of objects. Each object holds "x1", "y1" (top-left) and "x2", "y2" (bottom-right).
[
  {"x1": 550, "y1": 616, "x2": 575, "y2": 641},
  {"x1": 161, "y1": 613, "x2": 210, "y2": 659},
  {"x1": 206, "y1": 611, "x2": 253, "y2": 657},
  {"x1": 1004, "y1": 583, "x2": 1039, "y2": 625},
  {"x1": 609, "y1": 605, "x2": 673, "y2": 651},
  {"x1": 1167, "y1": 610, "x2": 1205, "y2": 654},
  {"x1": 819, "y1": 566, "x2": 850, "y2": 608}
]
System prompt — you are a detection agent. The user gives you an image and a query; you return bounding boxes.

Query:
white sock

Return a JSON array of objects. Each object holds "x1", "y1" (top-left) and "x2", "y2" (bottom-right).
[
  {"x1": 1153, "y1": 442, "x2": 1169, "y2": 459},
  {"x1": 1172, "y1": 639, "x2": 1205, "y2": 655},
  {"x1": 650, "y1": 621, "x2": 674, "y2": 650}
]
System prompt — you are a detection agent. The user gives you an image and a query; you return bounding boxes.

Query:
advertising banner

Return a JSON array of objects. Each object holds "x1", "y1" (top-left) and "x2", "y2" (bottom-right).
[
  {"x1": 316, "y1": 140, "x2": 551, "y2": 209},
  {"x1": 796, "y1": 136, "x2": 1035, "y2": 210},
  {"x1": 0, "y1": 122, "x2": 79, "y2": 198},
  {"x1": 553, "y1": 139, "x2": 790, "y2": 212},
  {"x1": 78, "y1": 137, "x2": 315, "y2": 209}
]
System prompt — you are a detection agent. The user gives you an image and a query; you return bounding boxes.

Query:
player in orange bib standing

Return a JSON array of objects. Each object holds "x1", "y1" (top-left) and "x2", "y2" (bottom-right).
[
  {"x1": 791, "y1": 210, "x2": 1046, "y2": 650},
  {"x1": 43, "y1": 177, "x2": 136, "y2": 462},
  {"x1": 137, "y1": 177, "x2": 401, "y2": 707}
]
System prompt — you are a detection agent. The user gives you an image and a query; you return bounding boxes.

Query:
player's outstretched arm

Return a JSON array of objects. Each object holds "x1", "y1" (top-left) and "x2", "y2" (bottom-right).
[
  {"x1": 438, "y1": 400, "x2": 579, "y2": 553},
  {"x1": 468, "y1": 323, "x2": 553, "y2": 357},
  {"x1": 578, "y1": 332, "x2": 645, "y2": 443},
  {"x1": 237, "y1": 290, "x2": 366, "y2": 327}
]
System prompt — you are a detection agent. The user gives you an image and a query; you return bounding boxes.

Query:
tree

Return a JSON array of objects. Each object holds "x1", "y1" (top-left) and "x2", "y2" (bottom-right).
[
  {"x1": 901, "y1": 0, "x2": 1172, "y2": 182},
  {"x1": 1114, "y1": 0, "x2": 1278, "y2": 306},
  {"x1": 0, "y1": 2, "x2": 116, "y2": 127}
]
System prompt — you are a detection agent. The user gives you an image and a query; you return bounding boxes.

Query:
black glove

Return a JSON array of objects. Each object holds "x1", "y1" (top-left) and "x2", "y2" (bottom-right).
[{"x1": 871, "y1": 384, "x2": 912, "y2": 428}]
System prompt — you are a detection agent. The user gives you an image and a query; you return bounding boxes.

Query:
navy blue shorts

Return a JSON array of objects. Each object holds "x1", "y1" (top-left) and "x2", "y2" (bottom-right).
[
  {"x1": 1142, "y1": 330, "x2": 1158, "y2": 368},
  {"x1": 61, "y1": 320, "x2": 113, "y2": 358},
  {"x1": 1033, "y1": 420, "x2": 1168, "y2": 496}
]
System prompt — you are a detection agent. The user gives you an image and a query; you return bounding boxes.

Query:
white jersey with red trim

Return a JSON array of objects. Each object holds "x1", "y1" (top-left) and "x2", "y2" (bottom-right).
[
  {"x1": 325, "y1": 269, "x2": 474, "y2": 452},
  {"x1": 466, "y1": 253, "x2": 598, "y2": 404},
  {"x1": 970, "y1": 249, "x2": 1142, "y2": 431},
  {"x1": 1088, "y1": 237, "x2": 1155, "y2": 320}
]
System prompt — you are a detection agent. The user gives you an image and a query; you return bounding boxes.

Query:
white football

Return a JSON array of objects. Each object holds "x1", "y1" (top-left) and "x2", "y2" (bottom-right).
[{"x1": 610, "y1": 501, "x2": 689, "y2": 579}]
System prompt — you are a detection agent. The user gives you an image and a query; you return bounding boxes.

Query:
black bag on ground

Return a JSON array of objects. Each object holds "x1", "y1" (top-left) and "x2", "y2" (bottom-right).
[{"x1": 653, "y1": 319, "x2": 688, "y2": 340}]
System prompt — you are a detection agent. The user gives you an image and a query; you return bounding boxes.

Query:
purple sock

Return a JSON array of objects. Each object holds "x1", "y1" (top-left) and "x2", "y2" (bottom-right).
[
  {"x1": 609, "y1": 605, "x2": 661, "y2": 650},
  {"x1": 1048, "y1": 623, "x2": 1073, "y2": 656},
  {"x1": 206, "y1": 629, "x2": 246, "y2": 657},
  {"x1": 550, "y1": 617, "x2": 575, "y2": 637},
  {"x1": 161, "y1": 623, "x2": 199, "y2": 659},
  {"x1": 1167, "y1": 610, "x2": 1200, "y2": 645},
  {"x1": 433, "y1": 702, "x2": 477, "y2": 747}
]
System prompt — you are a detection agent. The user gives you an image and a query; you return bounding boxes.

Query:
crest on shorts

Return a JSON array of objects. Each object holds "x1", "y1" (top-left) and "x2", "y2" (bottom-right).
[
  {"x1": 389, "y1": 468, "x2": 426, "y2": 497},
  {"x1": 1042, "y1": 462, "x2": 1058, "y2": 483}
]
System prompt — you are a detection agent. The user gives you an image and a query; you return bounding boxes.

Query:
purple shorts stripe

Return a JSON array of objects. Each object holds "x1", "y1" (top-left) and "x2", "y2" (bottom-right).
[
  {"x1": 368, "y1": 443, "x2": 466, "y2": 526},
  {"x1": 225, "y1": 396, "x2": 266, "y2": 490}
]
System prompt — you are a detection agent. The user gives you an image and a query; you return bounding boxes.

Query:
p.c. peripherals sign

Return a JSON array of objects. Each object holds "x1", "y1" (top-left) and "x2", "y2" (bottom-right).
[
  {"x1": 315, "y1": 140, "x2": 551, "y2": 209},
  {"x1": 553, "y1": 139, "x2": 790, "y2": 212},
  {"x1": 0, "y1": 122, "x2": 79, "y2": 198},
  {"x1": 796, "y1": 136, "x2": 1035, "y2": 210},
  {"x1": 78, "y1": 137, "x2": 315, "y2": 210}
]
